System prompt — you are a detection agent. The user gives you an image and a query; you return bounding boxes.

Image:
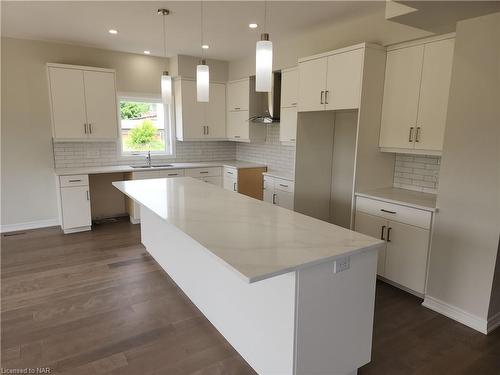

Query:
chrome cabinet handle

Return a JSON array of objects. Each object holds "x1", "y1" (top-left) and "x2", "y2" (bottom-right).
[
  {"x1": 381, "y1": 209, "x2": 397, "y2": 214},
  {"x1": 206, "y1": 126, "x2": 209, "y2": 135},
  {"x1": 325, "y1": 90, "x2": 329, "y2": 104},
  {"x1": 291, "y1": 102, "x2": 297, "y2": 106},
  {"x1": 168, "y1": 173, "x2": 178, "y2": 176},
  {"x1": 84, "y1": 124, "x2": 87, "y2": 134},
  {"x1": 234, "y1": 107, "x2": 241, "y2": 110},
  {"x1": 86, "y1": 190, "x2": 90, "y2": 201},
  {"x1": 227, "y1": 171, "x2": 233, "y2": 175},
  {"x1": 89, "y1": 123, "x2": 92, "y2": 134},
  {"x1": 380, "y1": 225, "x2": 386, "y2": 241},
  {"x1": 233, "y1": 182, "x2": 237, "y2": 191},
  {"x1": 320, "y1": 91, "x2": 324, "y2": 104},
  {"x1": 272, "y1": 193, "x2": 277, "y2": 204},
  {"x1": 409, "y1": 127, "x2": 414, "y2": 142},
  {"x1": 199, "y1": 171, "x2": 209, "y2": 174},
  {"x1": 415, "y1": 127, "x2": 421, "y2": 142},
  {"x1": 387, "y1": 227, "x2": 392, "y2": 242},
  {"x1": 279, "y1": 184, "x2": 288, "y2": 188},
  {"x1": 69, "y1": 179, "x2": 82, "y2": 182},
  {"x1": 234, "y1": 135, "x2": 240, "y2": 139}
]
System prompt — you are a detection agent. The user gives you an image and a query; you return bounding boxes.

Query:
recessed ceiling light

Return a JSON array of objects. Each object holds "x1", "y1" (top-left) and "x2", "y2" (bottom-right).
[
  {"x1": 143, "y1": 50, "x2": 151, "y2": 55},
  {"x1": 108, "y1": 29, "x2": 118, "y2": 34},
  {"x1": 249, "y1": 23, "x2": 258, "y2": 29},
  {"x1": 202, "y1": 44, "x2": 209, "y2": 49}
]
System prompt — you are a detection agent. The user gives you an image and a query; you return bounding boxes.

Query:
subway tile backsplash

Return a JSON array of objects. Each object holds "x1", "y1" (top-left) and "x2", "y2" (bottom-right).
[{"x1": 393, "y1": 154, "x2": 441, "y2": 194}]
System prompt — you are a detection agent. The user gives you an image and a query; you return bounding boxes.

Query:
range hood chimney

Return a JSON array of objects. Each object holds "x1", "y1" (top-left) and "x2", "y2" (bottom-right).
[{"x1": 249, "y1": 71, "x2": 281, "y2": 124}]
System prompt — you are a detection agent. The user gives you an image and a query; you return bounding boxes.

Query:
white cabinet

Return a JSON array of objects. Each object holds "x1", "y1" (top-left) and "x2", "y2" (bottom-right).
[
  {"x1": 280, "y1": 68, "x2": 298, "y2": 144},
  {"x1": 263, "y1": 175, "x2": 295, "y2": 210},
  {"x1": 298, "y1": 46, "x2": 364, "y2": 112},
  {"x1": 226, "y1": 79, "x2": 249, "y2": 111},
  {"x1": 185, "y1": 167, "x2": 222, "y2": 187},
  {"x1": 227, "y1": 111, "x2": 249, "y2": 141},
  {"x1": 379, "y1": 36, "x2": 455, "y2": 154},
  {"x1": 48, "y1": 64, "x2": 118, "y2": 141},
  {"x1": 354, "y1": 195, "x2": 433, "y2": 295},
  {"x1": 58, "y1": 174, "x2": 91, "y2": 234},
  {"x1": 223, "y1": 167, "x2": 238, "y2": 192},
  {"x1": 174, "y1": 78, "x2": 226, "y2": 141}
]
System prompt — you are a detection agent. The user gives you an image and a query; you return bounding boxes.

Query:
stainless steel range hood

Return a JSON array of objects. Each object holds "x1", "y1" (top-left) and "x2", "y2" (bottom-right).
[{"x1": 249, "y1": 71, "x2": 281, "y2": 124}]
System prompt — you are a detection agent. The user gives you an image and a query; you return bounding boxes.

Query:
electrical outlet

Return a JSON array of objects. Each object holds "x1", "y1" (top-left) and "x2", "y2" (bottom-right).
[{"x1": 333, "y1": 256, "x2": 350, "y2": 273}]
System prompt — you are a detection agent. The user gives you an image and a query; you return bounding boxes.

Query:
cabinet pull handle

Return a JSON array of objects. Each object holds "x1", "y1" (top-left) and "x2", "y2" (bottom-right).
[
  {"x1": 227, "y1": 171, "x2": 233, "y2": 175},
  {"x1": 381, "y1": 209, "x2": 397, "y2": 214},
  {"x1": 387, "y1": 227, "x2": 392, "y2": 242},
  {"x1": 233, "y1": 182, "x2": 237, "y2": 191},
  {"x1": 325, "y1": 90, "x2": 329, "y2": 104},
  {"x1": 86, "y1": 190, "x2": 90, "y2": 201},
  {"x1": 272, "y1": 193, "x2": 277, "y2": 205},
  {"x1": 84, "y1": 124, "x2": 87, "y2": 134},
  {"x1": 415, "y1": 127, "x2": 421, "y2": 142},
  {"x1": 234, "y1": 135, "x2": 240, "y2": 139},
  {"x1": 206, "y1": 126, "x2": 209, "y2": 135},
  {"x1": 234, "y1": 107, "x2": 240, "y2": 110},
  {"x1": 409, "y1": 127, "x2": 414, "y2": 142},
  {"x1": 200, "y1": 171, "x2": 209, "y2": 174},
  {"x1": 291, "y1": 102, "x2": 297, "y2": 106},
  {"x1": 69, "y1": 179, "x2": 82, "y2": 182},
  {"x1": 89, "y1": 123, "x2": 92, "y2": 134},
  {"x1": 279, "y1": 184, "x2": 288, "y2": 188},
  {"x1": 320, "y1": 91, "x2": 324, "y2": 104},
  {"x1": 168, "y1": 173, "x2": 178, "y2": 176},
  {"x1": 290, "y1": 138, "x2": 296, "y2": 142},
  {"x1": 380, "y1": 225, "x2": 386, "y2": 241}
]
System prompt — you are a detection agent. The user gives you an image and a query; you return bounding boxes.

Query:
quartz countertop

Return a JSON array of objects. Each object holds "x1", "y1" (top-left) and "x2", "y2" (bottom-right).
[
  {"x1": 263, "y1": 169, "x2": 295, "y2": 181},
  {"x1": 113, "y1": 177, "x2": 383, "y2": 283},
  {"x1": 55, "y1": 160, "x2": 267, "y2": 176},
  {"x1": 356, "y1": 187, "x2": 437, "y2": 212}
]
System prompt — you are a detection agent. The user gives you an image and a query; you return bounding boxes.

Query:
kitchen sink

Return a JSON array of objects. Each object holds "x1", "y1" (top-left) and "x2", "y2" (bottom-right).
[{"x1": 130, "y1": 164, "x2": 174, "y2": 169}]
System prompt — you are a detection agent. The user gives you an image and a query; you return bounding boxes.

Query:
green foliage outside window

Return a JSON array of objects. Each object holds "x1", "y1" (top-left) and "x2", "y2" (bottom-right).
[
  {"x1": 126, "y1": 120, "x2": 164, "y2": 151},
  {"x1": 120, "y1": 102, "x2": 151, "y2": 119}
]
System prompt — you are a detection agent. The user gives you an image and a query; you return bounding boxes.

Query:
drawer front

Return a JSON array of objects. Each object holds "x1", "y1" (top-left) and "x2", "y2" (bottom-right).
[
  {"x1": 132, "y1": 171, "x2": 158, "y2": 180},
  {"x1": 157, "y1": 169, "x2": 185, "y2": 178},
  {"x1": 223, "y1": 167, "x2": 238, "y2": 179},
  {"x1": 356, "y1": 196, "x2": 431, "y2": 229},
  {"x1": 274, "y1": 178, "x2": 294, "y2": 193},
  {"x1": 185, "y1": 167, "x2": 221, "y2": 178},
  {"x1": 60, "y1": 174, "x2": 89, "y2": 187}
]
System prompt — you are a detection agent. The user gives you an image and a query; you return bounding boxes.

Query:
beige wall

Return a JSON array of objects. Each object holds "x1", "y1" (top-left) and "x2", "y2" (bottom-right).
[
  {"x1": 1, "y1": 37, "x2": 169, "y2": 227},
  {"x1": 426, "y1": 12, "x2": 500, "y2": 321},
  {"x1": 228, "y1": 10, "x2": 430, "y2": 80}
]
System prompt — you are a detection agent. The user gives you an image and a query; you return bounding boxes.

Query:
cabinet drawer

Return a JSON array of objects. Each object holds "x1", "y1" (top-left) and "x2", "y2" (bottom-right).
[
  {"x1": 60, "y1": 174, "x2": 89, "y2": 187},
  {"x1": 223, "y1": 167, "x2": 238, "y2": 179},
  {"x1": 356, "y1": 196, "x2": 431, "y2": 229},
  {"x1": 185, "y1": 167, "x2": 221, "y2": 178},
  {"x1": 157, "y1": 169, "x2": 185, "y2": 178},
  {"x1": 274, "y1": 178, "x2": 294, "y2": 193}
]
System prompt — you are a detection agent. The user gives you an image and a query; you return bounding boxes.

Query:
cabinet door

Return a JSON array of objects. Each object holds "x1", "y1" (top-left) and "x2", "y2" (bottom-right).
[
  {"x1": 379, "y1": 45, "x2": 424, "y2": 149},
  {"x1": 326, "y1": 49, "x2": 364, "y2": 110},
  {"x1": 263, "y1": 177, "x2": 274, "y2": 204},
  {"x1": 48, "y1": 67, "x2": 87, "y2": 139},
  {"x1": 179, "y1": 80, "x2": 205, "y2": 139},
  {"x1": 275, "y1": 190, "x2": 294, "y2": 210},
  {"x1": 279, "y1": 107, "x2": 297, "y2": 143},
  {"x1": 60, "y1": 186, "x2": 91, "y2": 229},
  {"x1": 415, "y1": 38, "x2": 454, "y2": 151},
  {"x1": 298, "y1": 57, "x2": 327, "y2": 112},
  {"x1": 227, "y1": 80, "x2": 249, "y2": 111},
  {"x1": 354, "y1": 211, "x2": 388, "y2": 276},
  {"x1": 281, "y1": 68, "x2": 298, "y2": 108},
  {"x1": 83, "y1": 70, "x2": 118, "y2": 139},
  {"x1": 205, "y1": 83, "x2": 226, "y2": 139},
  {"x1": 227, "y1": 111, "x2": 249, "y2": 141},
  {"x1": 385, "y1": 221, "x2": 430, "y2": 294},
  {"x1": 223, "y1": 176, "x2": 237, "y2": 192}
]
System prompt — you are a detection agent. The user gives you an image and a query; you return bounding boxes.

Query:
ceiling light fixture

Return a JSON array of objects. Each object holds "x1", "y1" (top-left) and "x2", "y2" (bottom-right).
[
  {"x1": 197, "y1": 1, "x2": 209, "y2": 102},
  {"x1": 108, "y1": 29, "x2": 118, "y2": 34},
  {"x1": 255, "y1": 1, "x2": 272, "y2": 92},
  {"x1": 249, "y1": 23, "x2": 258, "y2": 29},
  {"x1": 143, "y1": 50, "x2": 151, "y2": 55},
  {"x1": 158, "y1": 9, "x2": 172, "y2": 105}
]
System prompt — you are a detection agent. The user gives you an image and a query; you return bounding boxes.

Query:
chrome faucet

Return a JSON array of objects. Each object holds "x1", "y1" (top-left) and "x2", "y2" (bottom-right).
[{"x1": 146, "y1": 150, "x2": 152, "y2": 167}]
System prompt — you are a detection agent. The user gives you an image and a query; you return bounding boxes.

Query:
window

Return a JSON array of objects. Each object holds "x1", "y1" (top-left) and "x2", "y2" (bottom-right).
[{"x1": 118, "y1": 95, "x2": 174, "y2": 156}]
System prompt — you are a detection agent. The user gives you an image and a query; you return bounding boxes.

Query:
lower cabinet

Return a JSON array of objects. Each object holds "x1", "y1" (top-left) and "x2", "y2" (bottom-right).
[
  {"x1": 223, "y1": 167, "x2": 238, "y2": 192},
  {"x1": 223, "y1": 166, "x2": 267, "y2": 200},
  {"x1": 354, "y1": 196, "x2": 432, "y2": 295},
  {"x1": 263, "y1": 175, "x2": 295, "y2": 210},
  {"x1": 58, "y1": 174, "x2": 91, "y2": 234}
]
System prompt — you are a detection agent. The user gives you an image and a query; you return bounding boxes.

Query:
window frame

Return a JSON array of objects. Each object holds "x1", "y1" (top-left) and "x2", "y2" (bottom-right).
[{"x1": 117, "y1": 92, "x2": 176, "y2": 158}]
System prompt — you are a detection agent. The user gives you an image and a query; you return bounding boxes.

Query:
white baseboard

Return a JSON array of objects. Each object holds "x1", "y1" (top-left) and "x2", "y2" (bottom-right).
[
  {"x1": 1, "y1": 218, "x2": 60, "y2": 233},
  {"x1": 422, "y1": 296, "x2": 488, "y2": 334},
  {"x1": 487, "y1": 311, "x2": 500, "y2": 334}
]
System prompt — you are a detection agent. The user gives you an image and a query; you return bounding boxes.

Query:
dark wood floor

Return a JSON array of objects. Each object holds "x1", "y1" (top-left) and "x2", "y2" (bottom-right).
[{"x1": 2, "y1": 219, "x2": 499, "y2": 375}]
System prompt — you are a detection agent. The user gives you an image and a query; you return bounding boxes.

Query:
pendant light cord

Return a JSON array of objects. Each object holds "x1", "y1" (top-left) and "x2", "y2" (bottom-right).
[
  {"x1": 263, "y1": 0, "x2": 267, "y2": 34},
  {"x1": 162, "y1": 13, "x2": 167, "y2": 58},
  {"x1": 200, "y1": 1, "x2": 205, "y2": 59}
]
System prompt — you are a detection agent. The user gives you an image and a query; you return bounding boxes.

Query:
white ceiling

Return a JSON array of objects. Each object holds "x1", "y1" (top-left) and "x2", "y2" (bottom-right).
[{"x1": 1, "y1": 1, "x2": 384, "y2": 61}]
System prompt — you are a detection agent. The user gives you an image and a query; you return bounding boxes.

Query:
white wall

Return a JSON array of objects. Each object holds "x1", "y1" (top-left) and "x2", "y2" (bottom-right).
[
  {"x1": 1, "y1": 37, "x2": 170, "y2": 228},
  {"x1": 425, "y1": 12, "x2": 500, "y2": 326}
]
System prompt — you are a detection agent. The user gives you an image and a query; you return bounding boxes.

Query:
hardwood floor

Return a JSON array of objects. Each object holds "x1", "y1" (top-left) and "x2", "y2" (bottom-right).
[{"x1": 1, "y1": 219, "x2": 499, "y2": 374}]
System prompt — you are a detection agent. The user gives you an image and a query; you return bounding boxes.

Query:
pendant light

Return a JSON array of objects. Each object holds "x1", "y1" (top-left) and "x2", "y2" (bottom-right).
[
  {"x1": 255, "y1": 0, "x2": 273, "y2": 92},
  {"x1": 158, "y1": 8, "x2": 172, "y2": 105},
  {"x1": 197, "y1": 1, "x2": 209, "y2": 102}
]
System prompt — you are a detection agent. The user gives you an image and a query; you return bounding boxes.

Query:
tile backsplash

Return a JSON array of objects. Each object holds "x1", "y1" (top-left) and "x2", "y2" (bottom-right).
[
  {"x1": 53, "y1": 140, "x2": 236, "y2": 169},
  {"x1": 236, "y1": 124, "x2": 296, "y2": 173},
  {"x1": 393, "y1": 154, "x2": 441, "y2": 194}
]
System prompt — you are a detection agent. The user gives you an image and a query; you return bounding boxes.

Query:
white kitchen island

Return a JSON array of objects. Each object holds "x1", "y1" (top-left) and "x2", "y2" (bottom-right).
[{"x1": 113, "y1": 177, "x2": 383, "y2": 375}]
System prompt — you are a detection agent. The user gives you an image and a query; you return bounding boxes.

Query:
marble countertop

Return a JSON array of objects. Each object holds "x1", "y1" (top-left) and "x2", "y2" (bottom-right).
[
  {"x1": 113, "y1": 177, "x2": 383, "y2": 283},
  {"x1": 55, "y1": 160, "x2": 267, "y2": 176},
  {"x1": 263, "y1": 169, "x2": 295, "y2": 181},
  {"x1": 356, "y1": 187, "x2": 437, "y2": 212}
]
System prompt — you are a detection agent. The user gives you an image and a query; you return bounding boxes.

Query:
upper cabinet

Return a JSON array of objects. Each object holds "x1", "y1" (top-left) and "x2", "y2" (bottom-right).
[
  {"x1": 379, "y1": 36, "x2": 455, "y2": 155},
  {"x1": 48, "y1": 64, "x2": 118, "y2": 141},
  {"x1": 298, "y1": 46, "x2": 364, "y2": 112},
  {"x1": 174, "y1": 78, "x2": 226, "y2": 141},
  {"x1": 280, "y1": 67, "x2": 298, "y2": 144},
  {"x1": 226, "y1": 79, "x2": 249, "y2": 111}
]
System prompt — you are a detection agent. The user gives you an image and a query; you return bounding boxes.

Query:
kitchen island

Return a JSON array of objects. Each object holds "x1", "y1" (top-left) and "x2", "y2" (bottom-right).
[{"x1": 113, "y1": 177, "x2": 383, "y2": 375}]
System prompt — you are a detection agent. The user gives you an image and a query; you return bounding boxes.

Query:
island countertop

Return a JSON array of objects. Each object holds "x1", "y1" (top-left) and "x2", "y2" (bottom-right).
[{"x1": 113, "y1": 177, "x2": 383, "y2": 283}]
